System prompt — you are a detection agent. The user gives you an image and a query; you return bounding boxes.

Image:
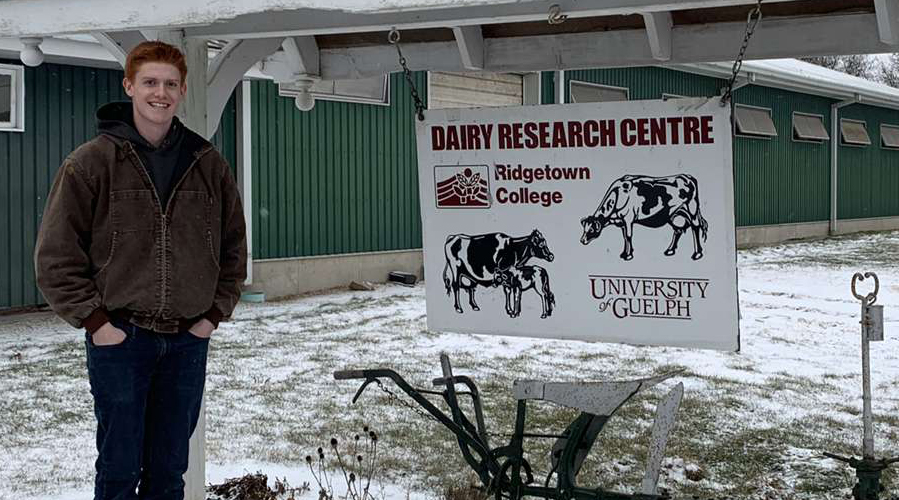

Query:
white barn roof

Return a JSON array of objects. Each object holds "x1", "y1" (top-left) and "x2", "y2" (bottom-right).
[{"x1": 673, "y1": 58, "x2": 899, "y2": 110}]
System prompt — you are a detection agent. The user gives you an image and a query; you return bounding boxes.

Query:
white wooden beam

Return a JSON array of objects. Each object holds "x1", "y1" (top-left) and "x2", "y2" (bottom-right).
[
  {"x1": 91, "y1": 31, "x2": 146, "y2": 66},
  {"x1": 315, "y1": 13, "x2": 892, "y2": 80},
  {"x1": 874, "y1": 0, "x2": 899, "y2": 45},
  {"x1": 0, "y1": 0, "x2": 803, "y2": 38},
  {"x1": 206, "y1": 37, "x2": 282, "y2": 134},
  {"x1": 283, "y1": 36, "x2": 320, "y2": 76},
  {"x1": 0, "y1": 36, "x2": 119, "y2": 68},
  {"x1": 641, "y1": 11, "x2": 672, "y2": 61},
  {"x1": 452, "y1": 25, "x2": 484, "y2": 70}
]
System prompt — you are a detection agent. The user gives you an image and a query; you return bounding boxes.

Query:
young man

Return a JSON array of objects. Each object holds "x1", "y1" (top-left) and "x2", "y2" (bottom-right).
[{"x1": 35, "y1": 41, "x2": 247, "y2": 499}]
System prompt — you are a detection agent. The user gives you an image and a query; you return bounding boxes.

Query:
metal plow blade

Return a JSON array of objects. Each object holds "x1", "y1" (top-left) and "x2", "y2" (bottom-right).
[{"x1": 640, "y1": 382, "x2": 684, "y2": 495}]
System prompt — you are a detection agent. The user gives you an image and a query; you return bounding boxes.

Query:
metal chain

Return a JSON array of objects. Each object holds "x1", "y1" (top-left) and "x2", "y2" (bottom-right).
[
  {"x1": 375, "y1": 379, "x2": 439, "y2": 422},
  {"x1": 388, "y1": 28, "x2": 426, "y2": 121},
  {"x1": 721, "y1": 0, "x2": 763, "y2": 105}
]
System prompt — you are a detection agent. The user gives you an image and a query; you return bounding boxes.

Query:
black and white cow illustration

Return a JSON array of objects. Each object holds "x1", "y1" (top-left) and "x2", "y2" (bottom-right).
[
  {"x1": 493, "y1": 265, "x2": 555, "y2": 318},
  {"x1": 580, "y1": 174, "x2": 709, "y2": 261},
  {"x1": 443, "y1": 230, "x2": 554, "y2": 314}
]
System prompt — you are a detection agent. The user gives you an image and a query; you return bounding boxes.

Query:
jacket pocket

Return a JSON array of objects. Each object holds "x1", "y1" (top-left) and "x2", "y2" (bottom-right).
[
  {"x1": 98, "y1": 190, "x2": 158, "y2": 313},
  {"x1": 169, "y1": 191, "x2": 218, "y2": 318},
  {"x1": 110, "y1": 190, "x2": 156, "y2": 232}
]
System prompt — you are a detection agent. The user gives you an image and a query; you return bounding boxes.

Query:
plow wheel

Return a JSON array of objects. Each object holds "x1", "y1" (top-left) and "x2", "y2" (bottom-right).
[{"x1": 493, "y1": 457, "x2": 534, "y2": 500}]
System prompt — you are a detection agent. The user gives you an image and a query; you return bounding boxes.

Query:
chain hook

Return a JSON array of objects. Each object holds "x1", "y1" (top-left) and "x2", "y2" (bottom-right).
[
  {"x1": 720, "y1": 0, "x2": 763, "y2": 106},
  {"x1": 548, "y1": 4, "x2": 568, "y2": 25},
  {"x1": 851, "y1": 272, "x2": 880, "y2": 305},
  {"x1": 386, "y1": 27, "x2": 426, "y2": 121},
  {"x1": 388, "y1": 27, "x2": 400, "y2": 45}
]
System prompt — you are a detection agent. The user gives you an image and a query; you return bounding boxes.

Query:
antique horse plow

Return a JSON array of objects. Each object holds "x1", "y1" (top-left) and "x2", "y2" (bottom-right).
[{"x1": 334, "y1": 354, "x2": 687, "y2": 499}]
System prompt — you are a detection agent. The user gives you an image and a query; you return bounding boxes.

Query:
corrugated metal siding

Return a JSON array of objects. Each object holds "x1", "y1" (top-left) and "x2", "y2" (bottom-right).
[
  {"x1": 250, "y1": 71, "x2": 426, "y2": 259},
  {"x1": 541, "y1": 71, "x2": 555, "y2": 105},
  {"x1": 733, "y1": 86, "x2": 834, "y2": 226},
  {"x1": 0, "y1": 61, "x2": 128, "y2": 309},
  {"x1": 564, "y1": 67, "x2": 724, "y2": 101},
  {"x1": 211, "y1": 91, "x2": 239, "y2": 174},
  {"x1": 559, "y1": 69, "x2": 836, "y2": 226},
  {"x1": 837, "y1": 103, "x2": 899, "y2": 220}
]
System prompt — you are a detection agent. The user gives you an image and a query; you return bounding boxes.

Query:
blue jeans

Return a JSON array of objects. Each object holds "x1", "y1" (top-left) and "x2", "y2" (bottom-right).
[{"x1": 85, "y1": 318, "x2": 209, "y2": 500}]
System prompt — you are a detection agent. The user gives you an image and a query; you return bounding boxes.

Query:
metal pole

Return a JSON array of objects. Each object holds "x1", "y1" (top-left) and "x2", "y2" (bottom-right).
[{"x1": 861, "y1": 294, "x2": 874, "y2": 459}]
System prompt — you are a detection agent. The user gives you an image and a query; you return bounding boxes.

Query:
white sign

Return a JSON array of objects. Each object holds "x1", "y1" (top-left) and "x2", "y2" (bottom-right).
[{"x1": 416, "y1": 98, "x2": 739, "y2": 351}]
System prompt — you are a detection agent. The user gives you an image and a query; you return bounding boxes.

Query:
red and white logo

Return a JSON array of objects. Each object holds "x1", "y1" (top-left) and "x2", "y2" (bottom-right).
[{"x1": 435, "y1": 165, "x2": 491, "y2": 208}]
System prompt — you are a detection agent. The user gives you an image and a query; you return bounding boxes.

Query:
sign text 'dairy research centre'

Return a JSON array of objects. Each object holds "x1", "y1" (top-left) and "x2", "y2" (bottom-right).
[{"x1": 416, "y1": 98, "x2": 739, "y2": 351}]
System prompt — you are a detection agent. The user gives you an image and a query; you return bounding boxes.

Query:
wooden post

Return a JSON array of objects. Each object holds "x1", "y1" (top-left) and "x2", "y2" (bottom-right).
[{"x1": 158, "y1": 29, "x2": 209, "y2": 500}]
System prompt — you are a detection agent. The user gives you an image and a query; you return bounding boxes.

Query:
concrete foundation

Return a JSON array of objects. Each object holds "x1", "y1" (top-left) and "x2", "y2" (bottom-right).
[
  {"x1": 831, "y1": 216, "x2": 899, "y2": 235},
  {"x1": 252, "y1": 249, "x2": 424, "y2": 300},
  {"x1": 736, "y1": 221, "x2": 830, "y2": 247},
  {"x1": 736, "y1": 217, "x2": 899, "y2": 248}
]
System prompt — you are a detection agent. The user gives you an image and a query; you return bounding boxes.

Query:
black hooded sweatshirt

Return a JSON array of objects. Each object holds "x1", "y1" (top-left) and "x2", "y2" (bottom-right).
[{"x1": 96, "y1": 101, "x2": 195, "y2": 208}]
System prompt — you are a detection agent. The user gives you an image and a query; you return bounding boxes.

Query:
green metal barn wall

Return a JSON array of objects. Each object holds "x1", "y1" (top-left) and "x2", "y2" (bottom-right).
[
  {"x1": 249, "y1": 72, "x2": 426, "y2": 260},
  {"x1": 0, "y1": 60, "x2": 238, "y2": 310},
  {"x1": 732, "y1": 85, "x2": 834, "y2": 226},
  {"x1": 563, "y1": 67, "x2": 725, "y2": 101},
  {"x1": 211, "y1": 94, "x2": 239, "y2": 174},
  {"x1": 542, "y1": 69, "x2": 845, "y2": 227},
  {"x1": 837, "y1": 103, "x2": 899, "y2": 220},
  {"x1": 0, "y1": 61, "x2": 129, "y2": 310}
]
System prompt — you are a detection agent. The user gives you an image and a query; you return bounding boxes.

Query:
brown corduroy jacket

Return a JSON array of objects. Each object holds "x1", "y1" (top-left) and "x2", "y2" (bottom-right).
[{"x1": 34, "y1": 127, "x2": 247, "y2": 334}]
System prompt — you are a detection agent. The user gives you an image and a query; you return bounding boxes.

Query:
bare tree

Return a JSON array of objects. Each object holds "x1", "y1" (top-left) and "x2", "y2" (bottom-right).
[
  {"x1": 876, "y1": 53, "x2": 899, "y2": 88},
  {"x1": 841, "y1": 54, "x2": 875, "y2": 79},
  {"x1": 799, "y1": 56, "x2": 841, "y2": 70},
  {"x1": 800, "y1": 55, "x2": 875, "y2": 80}
]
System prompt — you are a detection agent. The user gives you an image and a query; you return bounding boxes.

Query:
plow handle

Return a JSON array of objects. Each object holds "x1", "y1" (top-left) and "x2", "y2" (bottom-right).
[{"x1": 334, "y1": 368, "x2": 408, "y2": 403}]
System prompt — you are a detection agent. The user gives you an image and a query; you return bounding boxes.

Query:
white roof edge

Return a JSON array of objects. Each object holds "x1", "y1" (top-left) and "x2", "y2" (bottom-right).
[
  {"x1": 5, "y1": 36, "x2": 899, "y2": 111},
  {"x1": 668, "y1": 60, "x2": 899, "y2": 111}
]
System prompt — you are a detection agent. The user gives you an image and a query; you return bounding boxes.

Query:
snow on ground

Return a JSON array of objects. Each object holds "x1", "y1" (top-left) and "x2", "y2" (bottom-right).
[{"x1": 1, "y1": 231, "x2": 899, "y2": 499}]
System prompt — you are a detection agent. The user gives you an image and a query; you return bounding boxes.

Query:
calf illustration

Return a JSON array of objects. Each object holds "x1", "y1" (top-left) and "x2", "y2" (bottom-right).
[
  {"x1": 493, "y1": 265, "x2": 555, "y2": 318},
  {"x1": 443, "y1": 230, "x2": 554, "y2": 314},
  {"x1": 580, "y1": 174, "x2": 708, "y2": 260}
]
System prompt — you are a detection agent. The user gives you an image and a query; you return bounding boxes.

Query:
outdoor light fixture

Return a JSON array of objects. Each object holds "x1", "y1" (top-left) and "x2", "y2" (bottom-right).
[
  {"x1": 19, "y1": 37, "x2": 44, "y2": 67},
  {"x1": 293, "y1": 78, "x2": 315, "y2": 112}
]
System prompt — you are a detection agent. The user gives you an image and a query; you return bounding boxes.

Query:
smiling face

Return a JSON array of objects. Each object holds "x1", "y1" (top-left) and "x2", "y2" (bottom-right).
[{"x1": 123, "y1": 62, "x2": 185, "y2": 141}]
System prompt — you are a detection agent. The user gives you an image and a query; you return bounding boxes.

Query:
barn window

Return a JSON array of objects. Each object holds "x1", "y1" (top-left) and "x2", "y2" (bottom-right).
[
  {"x1": 427, "y1": 72, "x2": 523, "y2": 109},
  {"x1": 0, "y1": 64, "x2": 24, "y2": 132},
  {"x1": 734, "y1": 105, "x2": 777, "y2": 138},
  {"x1": 840, "y1": 119, "x2": 871, "y2": 146},
  {"x1": 569, "y1": 81, "x2": 629, "y2": 103},
  {"x1": 880, "y1": 124, "x2": 899, "y2": 149},
  {"x1": 792, "y1": 112, "x2": 829, "y2": 142},
  {"x1": 279, "y1": 75, "x2": 389, "y2": 107}
]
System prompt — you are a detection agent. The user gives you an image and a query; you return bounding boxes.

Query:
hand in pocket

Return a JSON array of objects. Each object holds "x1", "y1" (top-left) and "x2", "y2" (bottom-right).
[
  {"x1": 188, "y1": 318, "x2": 215, "y2": 339},
  {"x1": 92, "y1": 322, "x2": 127, "y2": 346}
]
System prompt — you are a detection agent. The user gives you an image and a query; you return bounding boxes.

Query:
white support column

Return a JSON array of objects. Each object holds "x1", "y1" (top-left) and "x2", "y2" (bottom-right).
[
  {"x1": 452, "y1": 25, "x2": 484, "y2": 70},
  {"x1": 239, "y1": 79, "x2": 253, "y2": 286},
  {"x1": 554, "y1": 70, "x2": 564, "y2": 104},
  {"x1": 156, "y1": 30, "x2": 209, "y2": 500},
  {"x1": 875, "y1": 0, "x2": 899, "y2": 45},
  {"x1": 641, "y1": 11, "x2": 672, "y2": 60}
]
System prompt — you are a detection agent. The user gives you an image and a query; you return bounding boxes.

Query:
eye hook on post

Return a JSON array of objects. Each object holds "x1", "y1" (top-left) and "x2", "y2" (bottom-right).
[
  {"x1": 548, "y1": 4, "x2": 568, "y2": 25},
  {"x1": 851, "y1": 272, "x2": 879, "y2": 305}
]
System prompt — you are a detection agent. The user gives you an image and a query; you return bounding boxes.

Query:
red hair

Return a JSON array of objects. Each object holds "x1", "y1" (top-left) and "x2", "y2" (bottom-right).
[{"x1": 125, "y1": 41, "x2": 187, "y2": 83}]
